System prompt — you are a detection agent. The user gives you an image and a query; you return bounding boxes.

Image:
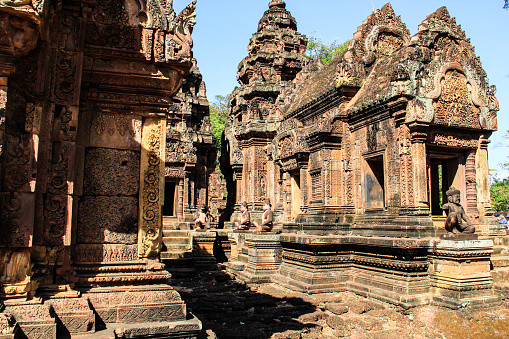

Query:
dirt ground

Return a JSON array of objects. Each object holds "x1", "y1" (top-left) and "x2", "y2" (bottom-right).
[{"x1": 171, "y1": 268, "x2": 509, "y2": 339}]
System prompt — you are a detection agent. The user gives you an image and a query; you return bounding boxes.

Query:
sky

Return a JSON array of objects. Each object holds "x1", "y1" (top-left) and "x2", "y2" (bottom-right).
[{"x1": 174, "y1": 0, "x2": 509, "y2": 176}]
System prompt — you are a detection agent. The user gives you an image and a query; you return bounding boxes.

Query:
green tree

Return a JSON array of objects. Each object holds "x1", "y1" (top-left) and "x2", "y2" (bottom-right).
[
  {"x1": 490, "y1": 129, "x2": 509, "y2": 211},
  {"x1": 505, "y1": 0, "x2": 508, "y2": 9},
  {"x1": 209, "y1": 94, "x2": 230, "y2": 161},
  {"x1": 491, "y1": 179, "x2": 509, "y2": 212},
  {"x1": 306, "y1": 34, "x2": 350, "y2": 65}
]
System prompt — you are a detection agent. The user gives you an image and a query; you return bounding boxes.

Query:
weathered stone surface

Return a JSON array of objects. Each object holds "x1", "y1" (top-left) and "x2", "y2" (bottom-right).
[
  {"x1": 325, "y1": 302, "x2": 349, "y2": 315},
  {"x1": 326, "y1": 315, "x2": 347, "y2": 330},
  {"x1": 298, "y1": 311, "x2": 328, "y2": 323},
  {"x1": 77, "y1": 196, "x2": 138, "y2": 244},
  {"x1": 83, "y1": 148, "x2": 140, "y2": 196}
]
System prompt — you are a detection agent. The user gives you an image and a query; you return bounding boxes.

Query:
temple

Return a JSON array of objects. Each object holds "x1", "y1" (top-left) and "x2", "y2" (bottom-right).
[
  {"x1": 0, "y1": 0, "x2": 210, "y2": 337},
  {"x1": 0, "y1": 0, "x2": 506, "y2": 338},
  {"x1": 223, "y1": 1, "x2": 505, "y2": 309}
]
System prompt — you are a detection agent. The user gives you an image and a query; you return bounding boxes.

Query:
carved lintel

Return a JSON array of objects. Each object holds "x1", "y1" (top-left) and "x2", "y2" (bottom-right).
[{"x1": 138, "y1": 117, "x2": 166, "y2": 258}]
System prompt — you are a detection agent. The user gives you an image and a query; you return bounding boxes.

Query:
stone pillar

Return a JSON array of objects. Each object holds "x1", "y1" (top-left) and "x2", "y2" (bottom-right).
[
  {"x1": 410, "y1": 131, "x2": 429, "y2": 215},
  {"x1": 227, "y1": 232, "x2": 248, "y2": 274},
  {"x1": 241, "y1": 233, "x2": 282, "y2": 284},
  {"x1": 138, "y1": 117, "x2": 167, "y2": 258},
  {"x1": 476, "y1": 137, "x2": 501, "y2": 234},
  {"x1": 301, "y1": 165, "x2": 310, "y2": 214},
  {"x1": 430, "y1": 237, "x2": 499, "y2": 308},
  {"x1": 0, "y1": 69, "x2": 10, "y2": 180}
]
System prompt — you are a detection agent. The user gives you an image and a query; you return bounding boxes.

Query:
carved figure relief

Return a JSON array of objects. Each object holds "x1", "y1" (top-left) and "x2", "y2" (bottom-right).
[
  {"x1": 278, "y1": 136, "x2": 293, "y2": 159},
  {"x1": 376, "y1": 32, "x2": 404, "y2": 56},
  {"x1": 433, "y1": 69, "x2": 480, "y2": 129},
  {"x1": 166, "y1": 0, "x2": 196, "y2": 63}
]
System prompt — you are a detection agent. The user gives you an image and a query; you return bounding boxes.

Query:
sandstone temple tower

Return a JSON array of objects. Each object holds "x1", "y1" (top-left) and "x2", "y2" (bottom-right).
[{"x1": 222, "y1": 0, "x2": 308, "y2": 224}]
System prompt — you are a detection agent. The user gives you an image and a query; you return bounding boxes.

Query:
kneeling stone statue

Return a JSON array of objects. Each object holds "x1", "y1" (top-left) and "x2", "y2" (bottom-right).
[{"x1": 442, "y1": 187, "x2": 475, "y2": 234}]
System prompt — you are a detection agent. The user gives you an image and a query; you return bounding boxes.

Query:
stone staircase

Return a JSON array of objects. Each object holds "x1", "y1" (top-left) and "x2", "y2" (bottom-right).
[
  {"x1": 161, "y1": 230, "x2": 195, "y2": 277},
  {"x1": 488, "y1": 234, "x2": 509, "y2": 300}
]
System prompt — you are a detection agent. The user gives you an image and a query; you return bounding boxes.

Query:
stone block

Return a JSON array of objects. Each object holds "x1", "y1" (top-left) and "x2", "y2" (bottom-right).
[
  {"x1": 4, "y1": 300, "x2": 56, "y2": 339},
  {"x1": 45, "y1": 297, "x2": 94, "y2": 335},
  {"x1": 83, "y1": 147, "x2": 140, "y2": 196},
  {"x1": 85, "y1": 286, "x2": 187, "y2": 324},
  {"x1": 89, "y1": 113, "x2": 142, "y2": 150},
  {"x1": 112, "y1": 314, "x2": 202, "y2": 339},
  {"x1": 430, "y1": 238, "x2": 498, "y2": 308},
  {"x1": 72, "y1": 244, "x2": 138, "y2": 263},
  {"x1": 192, "y1": 231, "x2": 218, "y2": 270},
  {"x1": 77, "y1": 196, "x2": 138, "y2": 244}
]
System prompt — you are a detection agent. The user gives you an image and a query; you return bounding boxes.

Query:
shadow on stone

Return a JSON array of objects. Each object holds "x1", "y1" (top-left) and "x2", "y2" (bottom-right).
[{"x1": 172, "y1": 270, "x2": 318, "y2": 339}]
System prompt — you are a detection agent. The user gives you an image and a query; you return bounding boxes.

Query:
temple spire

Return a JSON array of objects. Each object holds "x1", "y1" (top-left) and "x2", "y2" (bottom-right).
[{"x1": 269, "y1": 0, "x2": 286, "y2": 9}]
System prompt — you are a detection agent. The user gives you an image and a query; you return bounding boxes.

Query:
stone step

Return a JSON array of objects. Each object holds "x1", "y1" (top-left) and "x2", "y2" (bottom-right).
[
  {"x1": 163, "y1": 230, "x2": 190, "y2": 237},
  {"x1": 161, "y1": 251, "x2": 191, "y2": 260},
  {"x1": 491, "y1": 256, "x2": 509, "y2": 268},
  {"x1": 163, "y1": 236, "x2": 191, "y2": 245},
  {"x1": 492, "y1": 267, "x2": 509, "y2": 283},
  {"x1": 493, "y1": 245, "x2": 509, "y2": 256},
  {"x1": 164, "y1": 243, "x2": 192, "y2": 252}
]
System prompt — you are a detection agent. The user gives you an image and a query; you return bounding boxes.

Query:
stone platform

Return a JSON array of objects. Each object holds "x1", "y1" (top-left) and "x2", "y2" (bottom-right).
[
  {"x1": 226, "y1": 232, "x2": 282, "y2": 285},
  {"x1": 430, "y1": 238, "x2": 500, "y2": 309},
  {"x1": 226, "y1": 232, "x2": 501, "y2": 310}
]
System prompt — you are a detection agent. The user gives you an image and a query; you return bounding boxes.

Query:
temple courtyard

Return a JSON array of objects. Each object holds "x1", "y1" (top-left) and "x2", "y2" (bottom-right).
[{"x1": 171, "y1": 268, "x2": 509, "y2": 339}]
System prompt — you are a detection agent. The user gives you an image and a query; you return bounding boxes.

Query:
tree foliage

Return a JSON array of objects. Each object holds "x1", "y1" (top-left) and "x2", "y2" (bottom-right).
[
  {"x1": 306, "y1": 34, "x2": 350, "y2": 65},
  {"x1": 490, "y1": 129, "x2": 509, "y2": 212},
  {"x1": 505, "y1": 0, "x2": 508, "y2": 9},
  {"x1": 491, "y1": 179, "x2": 509, "y2": 212},
  {"x1": 209, "y1": 94, "x2": 230, "y2": 160}
]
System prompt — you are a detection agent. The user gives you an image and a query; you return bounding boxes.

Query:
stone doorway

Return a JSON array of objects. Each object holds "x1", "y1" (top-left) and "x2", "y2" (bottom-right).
[
  {"x1": 428, "y1": 152, "x2": 465, "y2": 216},
  {"x1": 362, "y1": 154, "x2": 385, "y2": 210},
  {"x1": 163, "y1": 181, "x2": 177, "y2": 216},
  {"x1": 290, "y1": 172, "x2": 302, "y2": 220}
]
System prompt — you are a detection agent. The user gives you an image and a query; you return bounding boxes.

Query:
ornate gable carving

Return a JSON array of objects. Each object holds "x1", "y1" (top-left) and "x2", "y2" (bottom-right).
[
  {"x1": 335, "y1": 3, "x2": 410, "y2": 91},
  {"x1": 433, "y1": 69, "x2": 480, "y2": 128},
  {"x1": 405, "y1": 7, "x2": 497, "y2": 130},
  {"x1": 344, "y1": 3, "x2": 410, "y2": 69}
]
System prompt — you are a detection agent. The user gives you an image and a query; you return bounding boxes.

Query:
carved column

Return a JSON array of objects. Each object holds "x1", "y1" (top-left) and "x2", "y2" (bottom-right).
[
  {"x1": 0, "y1": 7, "x2": 43, "y2": 297},
  {"x1": 465, "y1": 150, "x2": 477, "y2": 218},
  {"x1": 398, "y1": 125, "x2": 413, "y2": 213},
  {"x1": 476, "y1": 136, "x2": 501, "y2": 234},
  {"x1": 300, "y1": 165, "x2": 309, "y2": 214},
  {"x1": 138, "y1": 117, "x2": 167, "y2": 258},
  {"x1": 410, "y1": 128, "x2": 429, "y2": 215}
]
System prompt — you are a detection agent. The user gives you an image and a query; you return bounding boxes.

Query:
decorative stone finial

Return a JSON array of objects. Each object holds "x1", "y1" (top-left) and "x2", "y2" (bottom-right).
[{"x1": 269, "y1": 0, "x2": 286, "y2": 9}]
